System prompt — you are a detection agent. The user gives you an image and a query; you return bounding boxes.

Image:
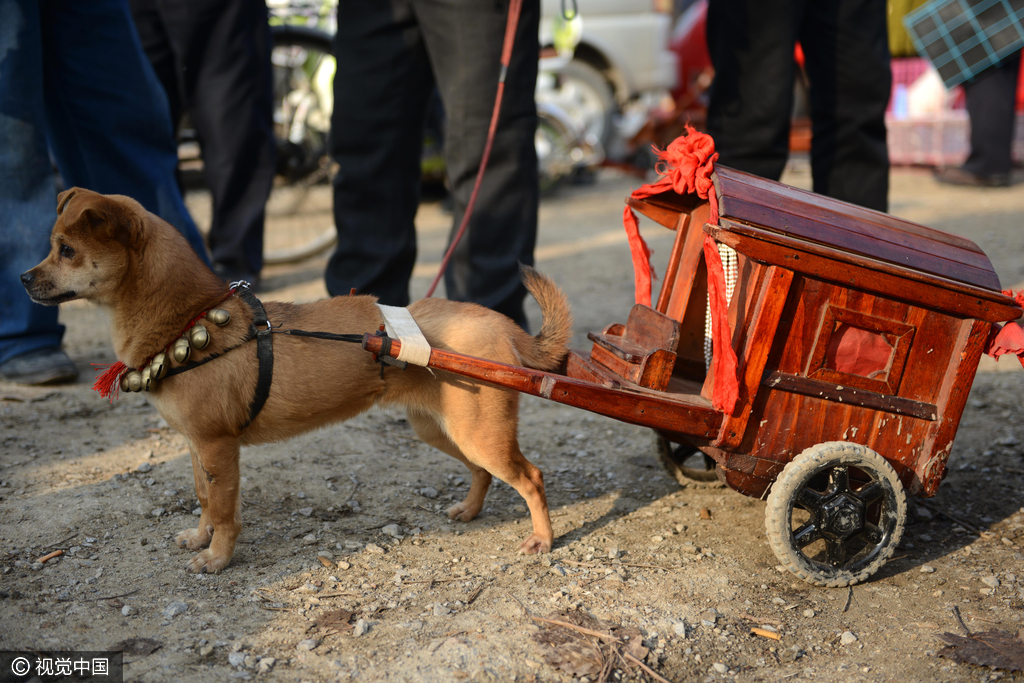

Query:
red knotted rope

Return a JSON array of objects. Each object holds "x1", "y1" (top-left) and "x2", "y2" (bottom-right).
[
  {"x1": 91, "y1": 287, "x2": 239, "y2": 401},
  {"x1": 622, "y1": 126, "x2": 739, "y2": 414}
]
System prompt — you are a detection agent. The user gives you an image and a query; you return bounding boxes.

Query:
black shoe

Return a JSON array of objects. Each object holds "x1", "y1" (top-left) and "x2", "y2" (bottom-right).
[
  {"x1": 213, "y1": 263, "x2": 261, "y2": 291},
  {"x1": 934, "y1": 167, "x2": 1011, "y2": 187},
  {"x1": 0, "y1": 348, "x2": 79, "y2": 385}
]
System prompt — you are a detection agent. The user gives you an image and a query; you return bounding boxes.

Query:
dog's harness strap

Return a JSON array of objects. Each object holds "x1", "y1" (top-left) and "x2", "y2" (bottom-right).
[
  {"x1": 376, "y1": 304, "x2": 432, "y2": 367},
  {"x1": 274, "y1": 330, "x2": 364, "y2": 343},
  {"x1": 239, "y1": 289, "x2": 273, "y2": 428}
]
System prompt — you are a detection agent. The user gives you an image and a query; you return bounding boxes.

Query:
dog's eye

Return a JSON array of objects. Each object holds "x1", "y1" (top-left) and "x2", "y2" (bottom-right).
[{"x1": 59, "y1": 244, "x2": 75, "y2": 259}]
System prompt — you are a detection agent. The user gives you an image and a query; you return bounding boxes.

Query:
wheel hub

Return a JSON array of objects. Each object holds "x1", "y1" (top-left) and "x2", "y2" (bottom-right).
[{"x1": 817, "y1": 493, "x2": 865, "y2": 542}]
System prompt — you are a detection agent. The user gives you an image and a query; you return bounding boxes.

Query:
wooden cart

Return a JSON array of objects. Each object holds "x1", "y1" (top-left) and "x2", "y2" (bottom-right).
[{"x1": 365, "y1": 166, "x2": 1023, "y2": 587}]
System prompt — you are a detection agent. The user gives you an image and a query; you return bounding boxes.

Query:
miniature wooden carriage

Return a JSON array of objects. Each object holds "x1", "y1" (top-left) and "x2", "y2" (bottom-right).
[
  {"x1": 566, "y1": 166, "x2": 1022, "y2": 585},
  {"x1": 366, "y1": 165, "x2": 1021, "y2": 586}
]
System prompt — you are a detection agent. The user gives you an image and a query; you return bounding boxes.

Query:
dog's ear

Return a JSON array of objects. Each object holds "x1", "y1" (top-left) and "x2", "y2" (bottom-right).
[
  {"x1": 59, "y1": 190, "x2": 147, "y2": 250},
  {"x1": 56, "y1": 188, "x2": 80, "y2": 215},
  {"x1": 59, "y1": 190, "x2": 105, "y2": 233}
]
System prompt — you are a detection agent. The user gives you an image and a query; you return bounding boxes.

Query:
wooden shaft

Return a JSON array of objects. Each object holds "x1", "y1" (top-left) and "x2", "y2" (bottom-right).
[{"x1": 361, "y1": 333, "x2": 722, "y2": 437}]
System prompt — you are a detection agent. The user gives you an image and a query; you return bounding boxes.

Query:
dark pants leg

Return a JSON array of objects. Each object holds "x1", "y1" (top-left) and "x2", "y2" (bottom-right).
[
  {"x1": 326, "y1": 0, "x2": 434, "y2": 306},
  {"x1": 40, "y1": 0, "x2": 209, "y2": 259},
  {"x1": 419, "y1": 0, "x2": 540, "y2": 326},
  {"x1": 706, "y1": 0, "x2": 801, "y2": 182},
  {"x1": 963, "y1": 52, "x2": 1022, "y2": 177},
  {"x1": 706, "y1": 0, "x2": 890, "y2": 212},
  {"x1": 326, "y1": 0, "x2": 539, "y2": 325},
  {"x1": 800, "y1": 0, "x2": 890, "y2": 211},
  {"x1": 130, "y1": 0, "x2": 276, "y2": 275},
  {"x1": 0, "y1": 0, "x2": 64, "y2": 364}
]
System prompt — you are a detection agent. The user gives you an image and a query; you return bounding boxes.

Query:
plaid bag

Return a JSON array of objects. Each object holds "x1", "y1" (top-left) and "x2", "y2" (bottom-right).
[{"x1": 904, "y1": 0, "x2": 1024, "y2": 87}]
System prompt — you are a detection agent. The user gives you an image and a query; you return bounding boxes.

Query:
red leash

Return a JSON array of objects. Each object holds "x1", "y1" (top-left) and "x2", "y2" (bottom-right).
[{"x1": 425, "y1": 0, "x2": 525, "y2": 297}]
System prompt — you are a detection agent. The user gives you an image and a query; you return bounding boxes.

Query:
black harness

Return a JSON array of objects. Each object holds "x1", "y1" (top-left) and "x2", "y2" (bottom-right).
[{"x1": 161, "y1": 287, "x2": 401, "y2": 428}]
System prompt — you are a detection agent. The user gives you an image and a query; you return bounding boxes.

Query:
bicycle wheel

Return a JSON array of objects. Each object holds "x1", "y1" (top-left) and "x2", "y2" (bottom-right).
[{"x1": 264, "y1": 24, "x2": 338, "y2": 265}]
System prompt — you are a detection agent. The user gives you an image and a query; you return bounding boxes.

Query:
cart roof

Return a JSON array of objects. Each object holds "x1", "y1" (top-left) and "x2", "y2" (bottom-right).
[{"x1": 639, "y1": 165, "x2": 1005, "y2": 293}]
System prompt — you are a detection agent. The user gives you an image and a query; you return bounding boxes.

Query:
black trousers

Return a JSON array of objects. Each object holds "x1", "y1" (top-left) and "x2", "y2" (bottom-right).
[
  {"x1": 706, "y1": 0, "x2": 891, "y2": 212},
  {"x1": 130, "y1": 0, "x2": 276, "y2": 275},
  {"x1": 963, "y1": 51, "x2": 1022, "y2": 177},
  {"x1": 326, "y1": 0, "x2": 540, "y2": 326}
]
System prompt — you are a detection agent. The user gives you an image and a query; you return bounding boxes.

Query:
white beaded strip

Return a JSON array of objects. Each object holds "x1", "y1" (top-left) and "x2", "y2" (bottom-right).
[
  {"x1": 704, "y1": 243, "x2": 739, "y2": 371},
  {"x1": 376, "y1": 304, "x2": 432, "y2": 367}
]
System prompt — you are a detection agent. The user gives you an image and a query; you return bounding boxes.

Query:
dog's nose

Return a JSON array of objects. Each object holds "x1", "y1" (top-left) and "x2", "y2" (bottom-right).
[{"x1": 20, "y1": 272, "x2": 34, "y2": 287}]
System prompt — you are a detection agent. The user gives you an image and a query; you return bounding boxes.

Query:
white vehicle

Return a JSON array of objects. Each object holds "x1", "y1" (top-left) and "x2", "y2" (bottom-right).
[{"x1": 538, "y1": 0, "x2": 677, "y2": 150}]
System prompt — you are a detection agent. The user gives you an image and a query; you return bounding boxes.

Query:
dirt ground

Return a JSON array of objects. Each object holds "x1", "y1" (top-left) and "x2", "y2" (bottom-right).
[{"x1": 2, "y1": 165, "x2": 1024, "y2": 683}]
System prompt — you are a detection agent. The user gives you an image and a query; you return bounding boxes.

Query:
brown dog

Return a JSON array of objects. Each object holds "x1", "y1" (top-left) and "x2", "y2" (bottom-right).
[{"x1": 22, "y1": 188, "x2": 572, "y2": 573}]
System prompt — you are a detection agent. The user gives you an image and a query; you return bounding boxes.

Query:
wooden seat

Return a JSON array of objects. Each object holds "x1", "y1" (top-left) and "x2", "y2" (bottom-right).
[{"x1": 574, "y1": 304, "x2": 681, "y2": 391}]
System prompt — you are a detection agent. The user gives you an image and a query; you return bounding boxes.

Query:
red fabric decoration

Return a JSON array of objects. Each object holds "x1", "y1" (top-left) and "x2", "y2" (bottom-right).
[
  {"x1": 983, "y1": 290, "x2": 1024, "y2": 370},
  {"x1": 983, "y1": 290, "x2": 1024, "y2": 369},
  {"x1": 825, "y1": 324, "x2": 893, "y2": 378},
  {"x1": 622, "y1": 126, "x2": 738, "y2": 414},
  {"x1": 701, "y1": 234, "x2": 738, "y2": 413},
  {"x1": 985, "y1": 321, "x2": 1024, "y2": 369},
  {"x1": 622, "y1": 205, "x2": 654, "y2": 307}
]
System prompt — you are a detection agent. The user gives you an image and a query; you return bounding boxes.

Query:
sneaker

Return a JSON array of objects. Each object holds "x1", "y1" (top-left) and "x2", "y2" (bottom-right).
[
  {"x1": 934, "y1": 167, "x2": 1011, "y2": 187},
  {"x1": 0, "y1": 348, "x2": 79, "y2": 385}
]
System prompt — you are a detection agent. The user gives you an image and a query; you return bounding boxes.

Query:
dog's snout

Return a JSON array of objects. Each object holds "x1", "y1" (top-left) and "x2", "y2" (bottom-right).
[{"x1": 20, "y1": 271, "x2": 34, "y2": 288}]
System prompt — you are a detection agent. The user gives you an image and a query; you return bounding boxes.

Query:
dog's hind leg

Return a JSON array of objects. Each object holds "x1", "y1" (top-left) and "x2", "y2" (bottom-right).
[
  {"x1": 175, "y1": 447, "x2": 214, "y2": 551},
  {"x1": 424, "y1": 398, "x2": 553, "y2": 555},
  {"x1": 407, "y1": 409, "x2": 492, "y2": 522},
  {"x1": 473, "y1": 442, "x2": 552, "y2": 555},
  {"x1": 183, "y1": 438, "x2": 242, "y2": 574}
]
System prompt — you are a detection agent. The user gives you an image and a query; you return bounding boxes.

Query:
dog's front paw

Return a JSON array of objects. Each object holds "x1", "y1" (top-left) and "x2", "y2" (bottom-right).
[
  {"x1": 185, "y1": 548, "x2": 231, "y2": 574},
  {"x1": 175, "y1": 524, "x2": 213, "y2": 550},
  {"x1": 517, "y1": 534, "x2": 552, "y2": 555},
  {"x1": 446, "y1": 500, "x2": 482, "y2": 522}
]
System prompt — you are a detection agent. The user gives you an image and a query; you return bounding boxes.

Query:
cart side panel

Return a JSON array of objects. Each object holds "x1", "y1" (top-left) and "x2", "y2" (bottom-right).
[
  {"x1": 771, "y1": 276, "x2": 964, "y2": 406},
  {"x1": 912, "y1": 318, "x2": 990, "y2": 496},
  {"x1": 733, "y1": 272, "x2": 979, "y2": 495}
]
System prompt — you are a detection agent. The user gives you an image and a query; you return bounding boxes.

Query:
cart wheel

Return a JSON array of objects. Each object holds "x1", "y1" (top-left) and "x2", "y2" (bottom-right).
[
  {"x1": 656, "y1": 435, "x2": 718, "y2": 483},
  {"x1": 765, "y1": 442, "x2": 907, "y2": 587}
]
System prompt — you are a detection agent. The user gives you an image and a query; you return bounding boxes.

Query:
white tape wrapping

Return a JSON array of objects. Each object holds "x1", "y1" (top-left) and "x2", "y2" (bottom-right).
[{"x1": 375, "y1": 304, "x2": 432, "y2": 367}]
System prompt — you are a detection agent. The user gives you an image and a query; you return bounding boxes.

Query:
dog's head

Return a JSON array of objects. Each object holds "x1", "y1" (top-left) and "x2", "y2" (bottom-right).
[{"x1": 21, "y1": 187, "x2": 148, "y2": 306}]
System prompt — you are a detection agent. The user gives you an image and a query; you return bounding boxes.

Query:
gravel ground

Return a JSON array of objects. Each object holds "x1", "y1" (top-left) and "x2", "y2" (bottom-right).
[{"x1": 1, "y1": 164, "x2": 1023, "y2": 683}]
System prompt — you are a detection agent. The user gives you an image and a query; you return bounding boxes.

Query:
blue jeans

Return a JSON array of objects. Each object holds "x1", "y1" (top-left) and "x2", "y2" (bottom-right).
[{"x1": 0, "y1": 0, "x2": 208, "y2": 365}]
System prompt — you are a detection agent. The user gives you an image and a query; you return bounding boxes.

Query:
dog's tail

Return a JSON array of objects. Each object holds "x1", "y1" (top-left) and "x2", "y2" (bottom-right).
[{"x1": 516, "y1": 265, "x2": 573, "y2": 372}]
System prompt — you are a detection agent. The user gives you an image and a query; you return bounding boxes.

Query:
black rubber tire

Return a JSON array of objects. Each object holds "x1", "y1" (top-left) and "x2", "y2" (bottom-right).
[
  {"x1": 656, "y1": 435, "x2": 719, "y2": 483},
  {"x1": 556, "y1": 59, "x2": 617, "y2": 151},
  {"x1": 765, "y1": 442, "x2": 907, "y2": 587}
]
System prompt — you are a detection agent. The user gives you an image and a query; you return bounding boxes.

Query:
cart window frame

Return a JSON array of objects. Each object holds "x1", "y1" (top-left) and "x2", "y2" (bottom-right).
[{"x1": 806, "y1": 306, "x2": 916, "y2": 396}]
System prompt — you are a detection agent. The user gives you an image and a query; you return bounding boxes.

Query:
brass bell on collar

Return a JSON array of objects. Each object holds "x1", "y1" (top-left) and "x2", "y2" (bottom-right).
[
  {"x1": 189, "y1": 324, "x2": 210, "y2": 350},
  {"x1": 141, "y1": 365, "x2": 153, "y2": 391},
  {"x1": 207, "y1": 308, "x2": 231, "y2": 326},
  {"x1": 172, "y1": 337, "x2": 191, "y2": 364},
  {"x1": 122, "y1": 370, "x2": 143, "y2": 393},
  {"x1": 150, "y1": 352, "x2": 168, "y2": 380}
]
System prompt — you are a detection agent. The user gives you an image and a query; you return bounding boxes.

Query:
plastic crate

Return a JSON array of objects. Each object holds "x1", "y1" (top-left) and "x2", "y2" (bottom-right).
[
  {"x1": 887, "y1": 110, "x2": 971, "y2": 165},
  {"x1": 887, "y1": 111, "x2": 1024, "y2": 165}
]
